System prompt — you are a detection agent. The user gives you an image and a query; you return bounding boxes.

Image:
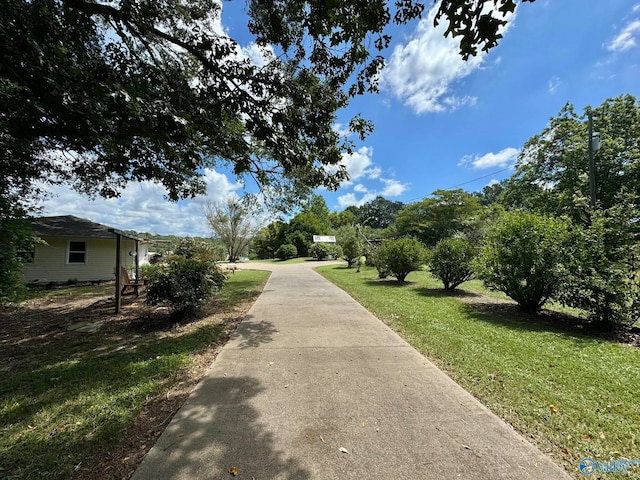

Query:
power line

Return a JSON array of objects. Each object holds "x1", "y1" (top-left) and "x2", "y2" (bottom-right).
[
  {"x1": 446, "y1": 166, "x2": 512, "y2": 189},
  {"x1": 404, "y1": 166, "x2": 513, "y2": 203}
]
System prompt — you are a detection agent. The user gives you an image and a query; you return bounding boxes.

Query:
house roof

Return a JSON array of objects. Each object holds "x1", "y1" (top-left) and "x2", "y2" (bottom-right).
[{"x1": 31, "y1": 216, "x2": 143, "y2": 241}]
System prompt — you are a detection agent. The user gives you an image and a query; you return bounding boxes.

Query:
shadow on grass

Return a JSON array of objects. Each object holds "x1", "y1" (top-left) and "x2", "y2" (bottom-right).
[
  {"x1": 0, "y1": 294, "x2": 145, "y2": 365},
  {"x1": 419, "y1": 287, "x2": 484, "y2": 299},
  {"x1": 419, "y1": 287, "x2": 635, "y2": 347},
  {"x1": 0, "y1": 324, "x2": 228, "y2": 479},
  {"x1": 365, "y1": 278, "x2": 420, "y2": 288}
]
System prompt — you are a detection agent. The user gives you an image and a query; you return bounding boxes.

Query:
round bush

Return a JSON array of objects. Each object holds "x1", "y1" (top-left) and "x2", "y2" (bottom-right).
[
  {"x1": 309, "y1": 243, "x2": 330, "y2": 260},
  {"x1": 275, "y1": 243, "x2": 297, "y2": 260},
  {"x1": 429, "y1": 238, "x2": 477, "y2": 290},
  {"x1": 145, "y1": 240, "x2": 226, "y2": 317},
  {"x1": 377, "y1": 237, "x2": 427, "y2": 282},
  {"x1": 475, "y1": 211, "x2": 570, "y2": 313}
]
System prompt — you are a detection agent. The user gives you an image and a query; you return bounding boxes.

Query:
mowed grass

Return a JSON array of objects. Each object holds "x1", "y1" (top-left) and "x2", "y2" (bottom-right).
[
  {"x1": 0, "y1": 270, "x2": 270, "y2": 479},
  {"x1": 317, "y1": 265, "x2": 640, "y2": 478}
]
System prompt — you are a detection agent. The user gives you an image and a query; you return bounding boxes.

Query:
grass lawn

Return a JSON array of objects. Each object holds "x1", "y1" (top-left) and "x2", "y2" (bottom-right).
[
  {"x1": 317, "y1": 265, "x2": 640, "y2": 479},
  {"x1": 0, "y1": 270, "x2": 270, "y2": 480}
]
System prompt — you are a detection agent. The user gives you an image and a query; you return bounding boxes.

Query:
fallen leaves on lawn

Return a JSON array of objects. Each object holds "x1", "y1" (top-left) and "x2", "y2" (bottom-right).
[
  {"x1": 229, "y1": 466, "x2": 238, "y2": 476},
  {"x1": 549, "y1": 405, "x2": 558, "y2": 413},
  {"x1": 582, "y1": 434, "x2": 592, "y2": 441}
]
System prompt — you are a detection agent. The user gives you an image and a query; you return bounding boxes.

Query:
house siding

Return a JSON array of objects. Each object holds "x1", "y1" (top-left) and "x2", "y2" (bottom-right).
[{"x1": 22, "y1": 236, "x2": 139, "y2": 283}]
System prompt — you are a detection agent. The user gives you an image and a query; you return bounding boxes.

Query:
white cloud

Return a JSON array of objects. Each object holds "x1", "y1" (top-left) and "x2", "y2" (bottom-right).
[
  {"x1": 548, "y1": 75, "x2": 562, "y2": 94},
  {"x1": 381, "y1": 3, "x2": 514, "y2": 114},
  {"x1": 460, "y1": 147, "x2": 519, "y2": 169},
  {"x1": 240, "y1": 42, "x2": 276, "y2": 68},
  {"x1": 366, "y1": 166, "x2": 382, "y2": 179},
  {"x1": 39, "y1": 168, "x2": 242, "y2": 236},
  {"x1": 339, "y1": 146, "x2": 379, "y2": 182},
  {"x1": 337, "y1": 192, "x2": 378, "y2": 209},
  {"x1": 334, "y1": 145, "x2": 409, "y2": 207},
  {"x1": 381, "y1": 179, "x2": 409, "y2": 197},
  {"x1": 606, "y1": 19, "x2": 640, "y2": 52}
]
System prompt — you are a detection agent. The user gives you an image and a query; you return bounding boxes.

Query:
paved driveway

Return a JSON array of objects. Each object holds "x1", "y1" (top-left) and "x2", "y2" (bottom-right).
[{"x1": 133, "y1": 261, "x2": 572, "y2": 479}]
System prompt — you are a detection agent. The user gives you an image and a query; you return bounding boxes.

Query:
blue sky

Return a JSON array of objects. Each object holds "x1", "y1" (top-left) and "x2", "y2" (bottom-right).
[{"x1": 41, "y1": 0, "x2": 640, "y2": 236}]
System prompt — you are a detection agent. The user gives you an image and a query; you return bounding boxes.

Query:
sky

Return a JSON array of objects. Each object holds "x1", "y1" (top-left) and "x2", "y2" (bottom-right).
[{"x1": 39, "y1": 0, "x2": 640, "y2": 236}]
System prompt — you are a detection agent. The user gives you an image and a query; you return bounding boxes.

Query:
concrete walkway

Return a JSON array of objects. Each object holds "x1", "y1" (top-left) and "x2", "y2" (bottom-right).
[{"x1": 133, "y1": 262, "x2": 572, "y2": 480}]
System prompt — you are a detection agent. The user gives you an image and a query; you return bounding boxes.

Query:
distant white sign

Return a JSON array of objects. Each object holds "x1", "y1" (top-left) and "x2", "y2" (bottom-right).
[{"x1": 313, "y1": 235, "x2": 336, "y2": 243}]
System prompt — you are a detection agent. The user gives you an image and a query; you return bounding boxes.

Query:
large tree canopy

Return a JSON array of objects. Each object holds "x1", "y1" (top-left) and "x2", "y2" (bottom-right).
[
  {"x1": 395, "y1": 188, "x2": 483, "y2": 246},
  {"x1": 1, "y1": 0, "x2": 532, "y2": 219},
  {"x1": 345, "y1": 195, "x2": 405, "y2": 229},
  {"x1": 503, "y1": 95, "x2": 640, "y2": 221}
]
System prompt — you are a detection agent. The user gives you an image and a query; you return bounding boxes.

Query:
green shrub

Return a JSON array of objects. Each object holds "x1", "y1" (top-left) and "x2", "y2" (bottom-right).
[
  {"x1": 377, "y1": 237, "x2": 427, "y2": 282},
  {"x1": 429, "y1": 238, "x2": 476, "y2": 290},
  {"x1": 275, "y1": 243, "x2": 297, "y2": 260},
  {"x1": 475, "y1": 211, "x2": 570, "y2": 313},
  {"x1": 336, "y1": 227, "x2": 361, "y2": 268},
  {"x1": 0, "y1": 218, "x2": 42, "y2": 303},
  {"x1": 145, "y1": 240, "x2": 226, "y2": 318},
  {"x1": 558, "y1": 204, "x2": 640, "y2": 326},
  {"x1": 309, "y1": 243, "x2": 330, "y2": 260},
  {"x1": 328, "y1": 243, "x2": 342, "y2": 260}
]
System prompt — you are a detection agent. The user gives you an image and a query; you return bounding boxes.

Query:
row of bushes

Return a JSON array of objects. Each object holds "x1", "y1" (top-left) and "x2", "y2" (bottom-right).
[
  {"x1": 274, "y1": 242, "x2": 343, "y2": 261},
  {"x1": 370, "y1": 210, "x2": 640, "y2": 327}
]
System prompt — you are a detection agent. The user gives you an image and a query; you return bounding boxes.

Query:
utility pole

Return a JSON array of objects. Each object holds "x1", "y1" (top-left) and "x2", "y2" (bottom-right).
[{"x1": 588, "y1": 110, "x2": 596, "y2": 208}]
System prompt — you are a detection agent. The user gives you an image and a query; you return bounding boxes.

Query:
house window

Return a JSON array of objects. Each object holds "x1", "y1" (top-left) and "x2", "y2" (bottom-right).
[{"x1": 68, "y1": 241, "x2": 86, "y2": 264}]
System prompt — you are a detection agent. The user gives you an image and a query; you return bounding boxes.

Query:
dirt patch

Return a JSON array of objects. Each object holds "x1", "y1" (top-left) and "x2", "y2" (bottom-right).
[
  {"x1": 0, "y1": 282, "x2": 259, "y2": 480},
  {"x1": 75, "y1": 335, "x2": 232, "y2": 480}
]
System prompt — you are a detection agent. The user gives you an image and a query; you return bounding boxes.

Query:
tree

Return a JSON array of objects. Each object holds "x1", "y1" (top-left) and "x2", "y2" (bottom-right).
[
  {"x1": 253, "y1": 221, "x2": 287, "y2": 259},
  {"x1": 336, "y1": 225, "x2": 362, "y2": 268},
  {"x1": 396, "y1": 189, "x2": 483, "y2": 246},
  {"x1": 558, "y1": 198, "x2": 640, "y2": 326},
  {"x1": 429, "y1": 238, "x2": 476, "y2": 290},
  {"x1": 2, "y1": 0, "x2": 531, "y2": 221},
  {"x1": 275, "y1": 194, "x2": 336, "y2": 257},
  {"x1": 377, "y1": 237, "x2": 427, "y2": 283},
  {"x1": 475, "y1": 180, "x2": 508, "y2": 206},
  {"x1": 349, "y1": 196, "x2": 405, "y2": 229},
  {"x1": 0, "y1": 219, "x2": 42, "y2": 302},
  {"x1": 475, "y1": 211, "x2": 570, "y2": 313},
  {"x1": 329, "y1": 209, "x2": 356, "y2": 229},
  {"x1": 504, "y1": 95, "x2": 640, "y2": 222},
  {"x1": 303, "y1": 194, "x2": 331, "y2": 226},
  {"x1": 204, "y1": 196, "x2": 262, "y2": 262}
]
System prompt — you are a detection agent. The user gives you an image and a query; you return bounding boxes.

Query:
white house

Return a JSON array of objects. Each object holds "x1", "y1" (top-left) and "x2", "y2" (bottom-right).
[{"x1": 22, "y1": 216, "x2": 147, "y2": 284}]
